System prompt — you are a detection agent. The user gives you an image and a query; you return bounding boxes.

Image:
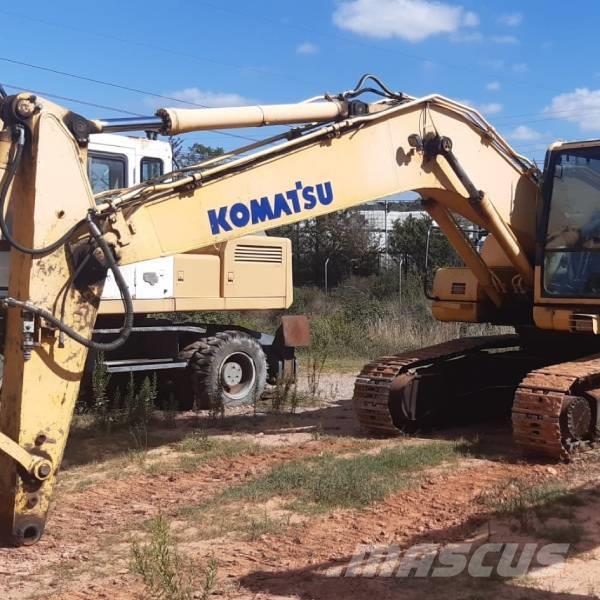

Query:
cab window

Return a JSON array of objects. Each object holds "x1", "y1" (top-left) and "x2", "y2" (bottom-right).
[
  {"x1": 87, "y1": 152, "x2": 127, "y2": 195},
  {"x1": 544, "y1": 148, "x2": 600, "y2": 296},
  {"x1": 141, "y1": 157, "x2": 164, "y2": 182}
]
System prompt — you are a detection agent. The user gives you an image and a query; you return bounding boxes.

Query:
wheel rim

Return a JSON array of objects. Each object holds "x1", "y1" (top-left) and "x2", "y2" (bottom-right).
[{"x1": 219, "y1": 351, "x2": 256, "y2": 401}]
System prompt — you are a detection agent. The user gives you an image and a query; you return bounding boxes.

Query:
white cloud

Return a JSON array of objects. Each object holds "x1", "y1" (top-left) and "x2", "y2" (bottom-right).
[
  {"x1": 450, "y1": 31, "x2": 483, "y2": 43},
  {"x1": 453, "y1": 32, "x2": 518, "y2": 45},
  {"x1": 486, "y1": 81, "x2": 501, "y2": 91},
  {"x1": 463, "y1": 11, "x2": 479, "y2": 27},
  {"x1": 148, "y1": 88, "x2": 253, "y2": 109},
  {"x1": 479, "y1": 102, "x2": 503, "y2": 115},
  {"x1": 332, "y1": 0, "x2": 479, "y2": 43},
  {"x1": 457, "y1": 99, "x2": 503, "y2": 115},
  {"x1": 296, "y1": 42, "x2": 319, "y2": 55},
  {"x1": 481, "y1": 60, "x2": 526, "y2": 74},
  {"x1": 498, "y1": 12, "x2": 523, "y2": 27},
  {"x1": 491, "y1": 34, "x2": 518, "y2": 45},
  {"x1": 481, "y1": 58, "x2": 505, "y2": 70},
  {"x1": 544, "y1": 88, "x2": 600, "y2": 131},
  {"x1": 508, "y1": 125, "x2": 541, "y2": 141}
]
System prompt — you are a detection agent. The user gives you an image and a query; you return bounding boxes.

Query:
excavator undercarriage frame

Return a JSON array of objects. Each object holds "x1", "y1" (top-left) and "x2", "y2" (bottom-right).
[{"x1": 354, "y1": 331, "x2": 600, "y2": 461}]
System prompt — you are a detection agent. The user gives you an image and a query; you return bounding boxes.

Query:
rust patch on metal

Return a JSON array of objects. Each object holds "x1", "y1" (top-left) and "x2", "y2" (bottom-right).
[
  {"x1": 512, "y1": 354, "x2": 600, "y2": 461},
  {"x1": 277, "y1": 315, "x2": 310, "y2": 348}
]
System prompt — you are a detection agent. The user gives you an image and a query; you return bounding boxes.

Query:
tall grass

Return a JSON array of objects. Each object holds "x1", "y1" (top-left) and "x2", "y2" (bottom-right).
[
  {"x1": 131, "y1": 515, "x2": 194, "y2": 600},
  {"x1": 79, "y1": 368, "x2": 159, "y2": 432},
  {"x1": 296, "y1": 277, "x2": 510, "y2": 360},
  {"x1": 160, "y1": 273, "x2": 512, "y2": 361},
  {"x1": 131, "y1": 514, "x2": 218, "y2": 600}
]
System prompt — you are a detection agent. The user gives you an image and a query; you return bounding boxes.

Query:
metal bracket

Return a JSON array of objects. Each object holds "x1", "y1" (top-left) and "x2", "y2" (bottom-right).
[
  {"x1": 0, "y1": 432, "x2": 52, "y2": 481},
  {"x1": 21, "y1": 310, "x2": 36, "y2": 361},
  {"x1": 422, "y1": 133, "x2": 483, "y2": 202},
  {"x1": 105, "y1": 208, "x2": 133, "y2": 248}
]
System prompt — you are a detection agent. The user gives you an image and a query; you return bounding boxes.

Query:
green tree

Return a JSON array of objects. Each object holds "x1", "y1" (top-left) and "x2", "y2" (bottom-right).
[
  {"x1": 168, "y1": 136, "x2": 184, "y2": 168},
  {"x1": 169, "y1": 139, "x2": 224, "y2": 168},
  {"x1": 274, "y1": 210, "x2": 380, "y2": 286},
  {"x1": 388, "y1": 214, "x2": 461, "y2": 275},
  {"x1": 182, "y1": 143, "x2": 225, "y2": 165}
]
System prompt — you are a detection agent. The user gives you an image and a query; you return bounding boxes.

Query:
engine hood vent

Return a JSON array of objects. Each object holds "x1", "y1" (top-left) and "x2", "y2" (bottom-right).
[{"x1": 234, "y1": 244, "x2": 283, "y2": 264}]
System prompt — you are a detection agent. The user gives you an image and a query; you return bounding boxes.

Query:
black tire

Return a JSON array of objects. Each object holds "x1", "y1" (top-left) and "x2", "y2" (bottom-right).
[{"x1": 178, "y1": 331, "x2": 267, "y2": 409}]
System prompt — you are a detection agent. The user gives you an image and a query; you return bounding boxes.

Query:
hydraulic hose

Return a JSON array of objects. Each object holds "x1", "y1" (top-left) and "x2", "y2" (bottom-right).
[
  {"x1": 4, "y1": 216, "x2": 134, "y2": 351},
  {"x1": 344, "y1": 74, "x2": 405, "y2": 101},
  {"x1": 0, "y1": 125, "x2": 87, "y2": 256},
  {"x1": 0, "y1": 125, "x2": 134, "y2": 351}
]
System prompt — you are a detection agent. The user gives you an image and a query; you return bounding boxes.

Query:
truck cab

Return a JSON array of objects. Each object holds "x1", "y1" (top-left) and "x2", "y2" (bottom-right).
[
  {"x1": 83, "y1": 134, "x2": 305, "y2": 410},
  {"x1": 88, "y1": 133, "x2": 169, "y2": 194}
]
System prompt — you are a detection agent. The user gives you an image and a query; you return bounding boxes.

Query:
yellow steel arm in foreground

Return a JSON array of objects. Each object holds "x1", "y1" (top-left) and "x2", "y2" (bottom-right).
[
  {"x1": 0, "y1": 88, "x2": 538, "y2": 545},
  {"x1": 0, "y1": 97, "x2": 96, "y2": 545}
]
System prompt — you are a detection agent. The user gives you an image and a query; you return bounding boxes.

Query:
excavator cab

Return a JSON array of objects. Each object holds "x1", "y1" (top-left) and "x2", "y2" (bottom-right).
[
  {"x1": 535, "y1": 142, "x2": 600, "y2": 333},
  {"x1": 541, "y1": 143, "x2": 600, "y2": 296}
]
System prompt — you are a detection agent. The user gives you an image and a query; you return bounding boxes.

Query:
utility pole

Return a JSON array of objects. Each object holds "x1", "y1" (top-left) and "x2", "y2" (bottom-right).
[
  {"x1": 383, "y1": 199, "x2": 389, "y2": 268},
  {"x1": 398, "y1": 256, "x2": 404, "y2": 305},
  {"x1": 324, "y1": 257, "x2": 330, "y2": 295}
]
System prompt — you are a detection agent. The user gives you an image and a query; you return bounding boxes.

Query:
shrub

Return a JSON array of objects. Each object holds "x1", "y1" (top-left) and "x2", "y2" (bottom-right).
[{"x1": 131, "y1": 514, "x2": 217, "y2": 600}]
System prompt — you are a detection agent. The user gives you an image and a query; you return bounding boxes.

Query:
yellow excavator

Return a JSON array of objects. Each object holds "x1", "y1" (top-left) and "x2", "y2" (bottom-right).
[{"x1": 0, "y1": 74, "x2": 599, "y2": 546}]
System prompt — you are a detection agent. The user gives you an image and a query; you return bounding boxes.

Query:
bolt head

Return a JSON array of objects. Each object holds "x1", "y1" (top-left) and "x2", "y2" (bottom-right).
[
  {"x1": 440, "y1": 137, "x2": 453, "y2": 153},
  {"x1": 34, "y1": 461, "x2": 52, "y2": 480},
  {"x1": 15, "y1": 98, "x2": 36, "y2": 119}
]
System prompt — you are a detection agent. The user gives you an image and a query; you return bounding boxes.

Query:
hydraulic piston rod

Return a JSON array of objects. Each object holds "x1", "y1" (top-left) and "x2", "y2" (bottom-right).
[
  {"x1": 94, "y1": 99, "x2": 348, "y2": 136},
  {"x1": 93, "y1": 116, "x2": 164, "y2": 133}
]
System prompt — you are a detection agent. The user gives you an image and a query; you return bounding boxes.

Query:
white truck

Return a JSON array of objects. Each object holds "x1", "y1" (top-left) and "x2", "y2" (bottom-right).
[{"x1": 83, "y1": 134, "x2": 307, "y2": 410}]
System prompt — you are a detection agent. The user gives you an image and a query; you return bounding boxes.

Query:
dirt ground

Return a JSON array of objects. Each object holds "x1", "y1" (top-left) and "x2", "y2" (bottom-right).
[{"x1": 2, "y1": 371, "x2": 600, "y2": 599}]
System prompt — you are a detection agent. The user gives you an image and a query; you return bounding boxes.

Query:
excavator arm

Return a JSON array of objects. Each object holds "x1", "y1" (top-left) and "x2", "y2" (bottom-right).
[{"x1": 0, "y1": 77, "x2": 538, "y2": 545}]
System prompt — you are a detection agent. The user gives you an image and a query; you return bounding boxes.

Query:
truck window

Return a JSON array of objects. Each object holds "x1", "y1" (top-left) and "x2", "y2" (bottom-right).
[
  {"x1": 141, "y1": 157, "x2": 164, "y2": 182},
  {"x1": 87, "y1": 152, "x2": 127, "y2": 194}
]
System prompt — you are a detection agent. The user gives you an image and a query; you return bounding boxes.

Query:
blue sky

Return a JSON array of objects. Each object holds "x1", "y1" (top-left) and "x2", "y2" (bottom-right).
[{"x1": 1, "y1": 0, "x2": 599, "y2": 163}]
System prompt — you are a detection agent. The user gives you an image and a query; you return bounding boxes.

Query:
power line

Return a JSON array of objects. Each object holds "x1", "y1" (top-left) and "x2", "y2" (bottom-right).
[
  {"x1": 1, "y1": 83, "x2": 142, "y2": 116},
  {"x1": 7, "y1": 53, "x2": 600, "y2": 151},
  {"x1": 2, "y1": 4, "x2": 591, "y2": 135},
  {"x1": 199, "y1": 0, "x2": 568, "y2": 98},
  {"x1": 0, "y1": 80, "x2": 257, "y2": 143},
  {"x1": 0, "y1": 9, "x2": 322, "y2": 90},
  {"x1": 202, "y1": 1, "x2": 464, "y2": 74},
  {"x1": 0, "y1": 55, "x2": 298, "y2": 141},
  {"x1": 0, "y1": 56, "x2": 217, "y2": 108},
  {"x1": 495, "y1": 106, "x2": 600, "y2": 124},
  {"x1": 0, "y1": 3, "x2": 565, "y2": 105},
  {"x1": 7, "y1": 53, "x2": 600, "y2": 140},
  {"x1": 497, "y1": 111, "x2": 600, "y2": 126},
  {"x1": 1, "y1": 13, "x2": 595, "y2": 136}
]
